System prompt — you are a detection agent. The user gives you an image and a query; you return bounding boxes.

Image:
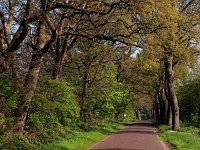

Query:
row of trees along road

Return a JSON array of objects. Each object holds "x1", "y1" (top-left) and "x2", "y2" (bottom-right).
[{"x1": 0, "y1": 0, "x2": 200, "y2": 149}]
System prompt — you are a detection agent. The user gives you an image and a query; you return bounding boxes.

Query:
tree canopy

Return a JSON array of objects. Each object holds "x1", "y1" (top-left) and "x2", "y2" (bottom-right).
[{"x1": 0, "y1": 0, "x2": 200, "y2": 149}]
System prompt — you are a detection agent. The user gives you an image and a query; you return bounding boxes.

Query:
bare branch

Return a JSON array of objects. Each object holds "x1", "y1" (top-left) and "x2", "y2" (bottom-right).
[{"x1": 181, "y1": 0, "x2": 195, "y2": 12}]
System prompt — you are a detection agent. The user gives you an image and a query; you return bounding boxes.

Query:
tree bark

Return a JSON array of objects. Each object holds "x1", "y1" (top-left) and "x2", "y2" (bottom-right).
[
  {"x1": 164, "y1": 71, "x2": 172, "y2": 126},
  {"x1": 52, "y1": 57, "x2": 65, "y2": 80},
  {"x1": 154, "y1": 95, "x2": 160, "y2": 122},
  {"x1": 9, "y1": 52, "x2": 19, "y2": 87},
  {"x1": 164, "y1": 56, "x2": 180, "y2": 130},
  {"x1": 13, "y1": 20, "x2": 56, "y2": 133},
  {"x1": 13, "y1": 53, "x2": 43, "y2": 133},
  {"x1": 0, "y1": 56, "x2": 7, "y2": 73},
  {"x1": 52, "y1": 38, "x2": 65, "y2": 80},
  {"x1": 167, "y1": 102, "x2": 172, "y2": 127},
  {"x1": 158, "y1": 88, "x2": 166, "y2": 124}
]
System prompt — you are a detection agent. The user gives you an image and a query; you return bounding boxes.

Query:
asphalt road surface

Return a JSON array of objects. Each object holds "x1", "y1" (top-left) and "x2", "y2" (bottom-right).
[{"x1": 89, "y1": 121, "x2": 170, "y2": 150}]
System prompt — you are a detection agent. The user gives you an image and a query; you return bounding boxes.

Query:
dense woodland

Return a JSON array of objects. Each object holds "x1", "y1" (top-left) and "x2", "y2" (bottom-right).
[{"x1": 0, "y1": 0, "x2": 200, "y2": 149}]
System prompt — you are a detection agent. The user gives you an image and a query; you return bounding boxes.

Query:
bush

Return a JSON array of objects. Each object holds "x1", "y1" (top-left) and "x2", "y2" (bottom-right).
[
  {"x1": 160, "y1": 125, "x2": 200, "y2": 150},
  {"x1": 177, "y1": 75, "x2": 200, "y2": 127},
  {"x1": 0, "y1": 75, "x2": 18, "y2": 134},
  {"x1": 82, "y1": 80, "x2": 135, "y2": 124},
  {"x1": 0, "y1": 75, "x2": 18, "y2": 113},
  {"x1": 0, "y1": 77, "x2": 80, "y2": 150},
  {"x1": 27, "y1": 78, "x2": 80, "y2": 140},
  {"x1": 0, "y1": 134, "x2": 42, "y2": 150}
]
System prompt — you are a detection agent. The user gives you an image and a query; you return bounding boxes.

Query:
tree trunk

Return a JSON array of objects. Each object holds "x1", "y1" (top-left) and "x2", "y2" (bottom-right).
[
  {"x1": 52, "y1": 36, "x2": 77, "y2": 80},
  {"x1": 154, "y1": 95, "x2": 160, "y2": 122},
  {"x1": 158, "y1": 89, "x2": 166, "y2": 124},
  {"x1": 52, "y1": 48, "x2": 66, "y2": 80},
  {"x1": 197, "y1": 110, "x2": 200, "y2": 128},
  {"x1": 164, "y1": 56, "x2": 180, "y2": 130},
  {"x1": 12, "y1": 19, "x2": 56, "y2": 133},
  {"x1": 0, "y1": 55, "x2": 7, "y2": 73},
  {"x1": 164, "y1": 76, "x2": 172, "y2": 126},
  {"x1": 167, "y1": 103, "x2": 172, "y2": 127},
  {"x1": 13, "y1": 53, "x2": 43, "y2": 133},
  {"x1": 152, "y1": 103, "x2": 155, "y2": 119},
  {"x1": 8, "y1": 52, "x2": 19, "y2": 87},
  {"x1": 80, "y1": 62, "x2": 90, "y2": 121}
]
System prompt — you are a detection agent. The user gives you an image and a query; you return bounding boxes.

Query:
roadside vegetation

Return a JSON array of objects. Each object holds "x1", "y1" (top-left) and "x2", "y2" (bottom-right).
[
  {"x1": 43, "y1": 123, "x2": 123, "y2": 150},
  {"x1": 0, "y1": 75, "x2": 135, "y2": 150},
  {"x1": 159, "y1": 125, "x2": 200, "y2": 150},
  {"x1": 157, "y1": 72, "x2": 200, "y2": 150}
]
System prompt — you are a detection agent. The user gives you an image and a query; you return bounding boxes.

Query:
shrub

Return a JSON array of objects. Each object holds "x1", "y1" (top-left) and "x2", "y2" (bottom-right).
[
  {"x1": 0, "y1": 134, "x2": 42, "y2": 150},
  {"x1": 27, "y1": 78, "x2": 80, "y2": 140},
  {"x1": 178, "y1": 76, "x2": 200, "y2": 127},
  {"x1": 0, "y1": 75, "x2": 18, "y2": 113}
]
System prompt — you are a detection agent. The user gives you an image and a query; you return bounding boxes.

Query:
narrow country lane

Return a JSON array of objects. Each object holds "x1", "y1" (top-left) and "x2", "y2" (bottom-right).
[{"x1": 89, "y1": 121, "x2": 170, "y2": 150}]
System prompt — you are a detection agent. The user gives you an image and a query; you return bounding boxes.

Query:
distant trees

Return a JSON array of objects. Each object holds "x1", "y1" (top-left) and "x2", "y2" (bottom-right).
[{"x1": 128, "y1": 1, "x2": 199, "y2": 130}]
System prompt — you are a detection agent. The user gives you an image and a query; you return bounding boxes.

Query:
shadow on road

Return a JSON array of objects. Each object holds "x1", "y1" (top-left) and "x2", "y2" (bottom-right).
[
  {"x1": 114, "y1": 130, "x2": 158, "y2": 135},
  {"x1": 124, "y1": 121, "x2": 153, "y2": 127}
]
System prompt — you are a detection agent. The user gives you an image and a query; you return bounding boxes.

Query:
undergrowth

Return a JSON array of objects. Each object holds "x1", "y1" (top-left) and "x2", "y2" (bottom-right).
[{"x1": 159, "y1": 125, "x2": 200, "y2": 150}]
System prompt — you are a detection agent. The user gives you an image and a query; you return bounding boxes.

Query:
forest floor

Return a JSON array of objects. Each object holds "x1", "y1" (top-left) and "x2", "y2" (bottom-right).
[{"x1": 89, "y1": 121, "x2": 170, "y2": 150}]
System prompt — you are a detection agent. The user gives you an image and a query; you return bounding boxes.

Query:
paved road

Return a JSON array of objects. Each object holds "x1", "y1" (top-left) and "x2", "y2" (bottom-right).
[{"x1": 89, "y1": 121, "x2": 169, "y2": 150}]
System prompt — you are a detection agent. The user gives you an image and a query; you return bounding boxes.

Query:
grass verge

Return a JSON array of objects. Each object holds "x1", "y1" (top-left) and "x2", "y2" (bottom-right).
[
  {"x1": 159, "y1": 125, "x2": 200, "y2": 150},
  {"x1": 43, "y1": 123, "x2": 123, "y2": 150}
]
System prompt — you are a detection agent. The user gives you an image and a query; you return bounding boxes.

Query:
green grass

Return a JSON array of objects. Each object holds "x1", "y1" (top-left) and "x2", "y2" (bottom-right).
[
  {"x1": 159, "y1": 125, "x2": 200, "y2": 150},
  {"x1": 43, "y1": 123, "x2": 123, "y2": 150}
]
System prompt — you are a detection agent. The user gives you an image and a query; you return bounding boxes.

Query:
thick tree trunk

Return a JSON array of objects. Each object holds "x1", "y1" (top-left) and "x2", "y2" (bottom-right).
[
  {"x1": 167, "y1": 103, "x2": 172, "y2": 127},
  {"x1": 12, "y1": 20, "x2": 56, "y2": 133},
  {"x1": 13, "y1": 54, "x2": 43, "y2": 133},
  {"x1": 165, "y1": 56, "x2": 180, "y2": 130}
]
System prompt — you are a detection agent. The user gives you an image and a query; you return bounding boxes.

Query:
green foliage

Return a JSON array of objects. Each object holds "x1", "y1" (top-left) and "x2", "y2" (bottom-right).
[
  {"x1": 0, "y1": 75, "x2": 18, "y2": 133},
  {"x1": 110, "y1": 83, "x2": 135, "y2": 122},
  {"x1": 0, "y1": 134, "x2": 42, "y2": 150},
  {"x1": 0, "y1": 75, "x2": 18, "y2": 113},
  {"x1": 84, "y1": 67, "x2": 135, "y2": 123},
  {"x1": 85, "y1": 83, "x2": 135, "y2": 123},
  {"x1": 0, "y1": 113, "x2": 4, "y2": 126},
  {"x1": 177, "y1": 74, "x2": 200, "y2": 127},
  {"x1": 43, "y1": 123, "x2": 123, "y2": 150},
  {"x1": 159, "y1": 125, "x2": 200, "y2": 150},
  {"x1": 27, "y1": 78, "x2": 79, "y2": 140},
  {"x1": 0, "y1": 113, "x2": 5, "y2": 135},
  {"x1": 123, "y1": 103, "x2": 136, "y2": 123},
  {"x1": 0, "y1": 78, "x2": 80, "y2": 150}
]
